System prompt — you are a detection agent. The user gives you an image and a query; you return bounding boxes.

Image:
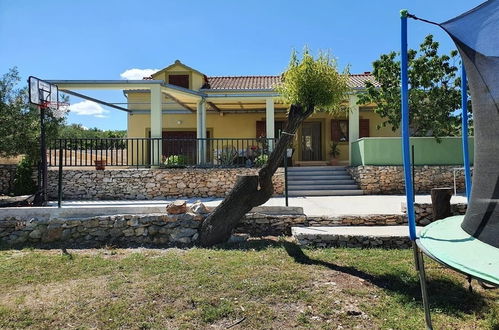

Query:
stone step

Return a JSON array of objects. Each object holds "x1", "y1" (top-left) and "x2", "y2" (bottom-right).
[
  {"x1": 288, "y1": 166, "x2": 346, "y2": 171},
  {"x1": 288, "y1": 179, "x2": 357, "y2": 185},
  {"x1": 288, "y1": 190, "x2": 364, "y2": 196},
  {"x1": 288, "y1": 184, "x2": 359, "y2": 191},
  {"x1": 291, "y1": 226, "x2": 422, "y2": 248},
  {"x1": 288, "y1": 171, "x2": 349, "y2": 177},
  {"x1": 287, "y1": 175, "x2": 352, "y2": 180}
]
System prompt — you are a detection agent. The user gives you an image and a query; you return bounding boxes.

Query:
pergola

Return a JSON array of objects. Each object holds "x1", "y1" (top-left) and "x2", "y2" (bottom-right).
[{"x1": 49, "y1": 79, "x2": 362, "y2": 165}]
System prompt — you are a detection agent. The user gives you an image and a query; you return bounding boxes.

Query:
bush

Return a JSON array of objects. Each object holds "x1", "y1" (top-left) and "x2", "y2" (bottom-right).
[
  {"x1": 163, "y1": 155, "x2": 187, "y2": 167},
  {"x1": 13, "y1": 157, "x2": 36, "y2": 195},
  {"x1": 254, "y1": 154, "x2": 268, "y2": 167}
]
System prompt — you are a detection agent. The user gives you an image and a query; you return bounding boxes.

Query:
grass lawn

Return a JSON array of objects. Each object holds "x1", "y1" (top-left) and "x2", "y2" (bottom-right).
[{"x1": 0, "y1": 239, "x2": 497, "y2": 329}]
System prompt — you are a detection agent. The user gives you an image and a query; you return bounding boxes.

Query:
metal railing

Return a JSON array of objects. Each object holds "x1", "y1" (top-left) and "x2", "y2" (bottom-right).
[{"x1": 48, "y1": 137, "x2": 277, "y2": 168}]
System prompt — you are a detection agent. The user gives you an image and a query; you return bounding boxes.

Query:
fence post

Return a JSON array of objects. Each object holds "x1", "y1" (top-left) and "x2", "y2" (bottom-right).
[{"x1": 58, "y1": 143, "x2": 63, "y2": 208}]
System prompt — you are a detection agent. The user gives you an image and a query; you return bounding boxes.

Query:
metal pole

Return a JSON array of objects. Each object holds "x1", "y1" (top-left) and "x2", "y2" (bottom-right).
[
  {"x1": 414, "y1": 243, "x2": 433, "y2": 330},
  {"x1": 412, "y1": 145, "x2": 416, "y2": 202},
  {"x1": 400, "y1": 10, "x2": 417, "y2": 240},
  {"x1": 461, "y1": 64, "x2": 472, "y2": 201},
  {"x1": 58, "y1": 143, "x2": 63, "y2": 208},
  {"x1": 284, "y1": 146, "x2": 289, "y2": 207},
  {"x1": 40, "y1": 106, "x2": 48, "y2": 205}
]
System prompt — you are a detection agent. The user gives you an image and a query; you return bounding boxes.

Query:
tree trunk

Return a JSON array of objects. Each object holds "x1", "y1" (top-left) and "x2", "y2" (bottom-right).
[
  {"x1": 198, "y1": 104, "x2": 313, "y2": 246},
  {"x1": 431, "y1": 187, "x2": 453, "y2": 221}
]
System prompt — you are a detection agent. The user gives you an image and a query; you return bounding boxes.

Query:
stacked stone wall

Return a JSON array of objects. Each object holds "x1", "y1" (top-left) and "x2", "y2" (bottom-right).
[
  {"x1": 348, "y1": 166, "x2": 469, "y2": 194},
  {"x1": 47, "y1": 168, "x2": 284, "y2": 200},
  {"x1": 0, "y1": 165, "x2": 17, "y2": 194},
  {"x1": 405, "y1": 202, "x2": 467, "y2": 225}
]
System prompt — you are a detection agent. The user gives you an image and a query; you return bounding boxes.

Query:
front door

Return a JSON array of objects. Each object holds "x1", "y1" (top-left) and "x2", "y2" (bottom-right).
[{"x1": 301, "y1": 122, "x2": 322, "y2": 161}]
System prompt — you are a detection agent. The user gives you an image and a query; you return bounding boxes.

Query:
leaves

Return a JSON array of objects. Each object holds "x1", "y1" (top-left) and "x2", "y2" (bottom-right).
[
  {"x1": 276, "y1": 48, "x2": 350, "y2": 116},
  {"x1": 0, "y1": 67, "x2": 66, "y2": 159},
  {"x1": 358, "y1": 35, "x2": 466, "y2": 138}
]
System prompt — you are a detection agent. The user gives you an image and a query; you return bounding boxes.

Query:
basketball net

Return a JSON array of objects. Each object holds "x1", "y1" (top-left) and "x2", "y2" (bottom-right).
[{"x1": 40, "y1": 101, "x2": 70, "y2": 119}]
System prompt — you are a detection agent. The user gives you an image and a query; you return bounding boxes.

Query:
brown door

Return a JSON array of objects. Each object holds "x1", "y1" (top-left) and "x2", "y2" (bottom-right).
[{"x1": 301, "y1": 122, "x2": 322, "y2": 161}]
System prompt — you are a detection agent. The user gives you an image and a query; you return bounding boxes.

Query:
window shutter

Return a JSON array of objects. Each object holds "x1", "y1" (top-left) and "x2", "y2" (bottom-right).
[
  {"x1": 256, "y1": 121, "x2": 266, "y2": 138},
  {"x1": 331, "y1": 119, "x2": 341, "y2": 142},
  {"x1": 168, "y1": 75, "x2": 189, "y2": 89},
  {"x1": 360, "y1": 119, "x2": 370, "y2": 138}
]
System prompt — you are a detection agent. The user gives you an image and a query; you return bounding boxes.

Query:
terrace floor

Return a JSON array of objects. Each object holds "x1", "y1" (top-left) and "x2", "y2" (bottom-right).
[{"x1": 46, "y1": 194, "x2": 468, "y2": 217}]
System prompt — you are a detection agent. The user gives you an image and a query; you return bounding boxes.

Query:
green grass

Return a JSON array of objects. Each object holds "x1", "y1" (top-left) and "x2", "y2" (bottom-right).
[{"x1": 0, "y1": 240, "x2": 497, "y2": 329}]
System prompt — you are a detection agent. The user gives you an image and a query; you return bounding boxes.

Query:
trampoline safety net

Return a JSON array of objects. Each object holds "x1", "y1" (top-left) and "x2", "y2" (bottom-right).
[{"x1": 440, "y1": 0, "x2": 499, "y2": 248}]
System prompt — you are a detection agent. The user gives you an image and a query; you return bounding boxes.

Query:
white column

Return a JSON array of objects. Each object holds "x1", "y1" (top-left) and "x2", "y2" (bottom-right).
[
  {"x1": 265, "y1": 98, "x2": 275, "y2": 151},
  {"x1": 150, "y1": 85, "x2": 162, "y2": 167},
  {"x1": 348, "y1": 94, "x2": 360, "y2": 165},
  {"x1": 197, "y1": 99, "x2": 206, "y2": 164}
]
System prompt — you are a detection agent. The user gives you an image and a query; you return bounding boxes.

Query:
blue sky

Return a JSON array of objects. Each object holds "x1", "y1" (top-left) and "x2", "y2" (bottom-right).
[{"x1": 0, "y1": 0, "x2": 483, "y2": 130}]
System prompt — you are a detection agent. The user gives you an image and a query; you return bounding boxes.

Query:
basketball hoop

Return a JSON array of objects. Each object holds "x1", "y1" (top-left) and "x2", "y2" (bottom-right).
[
  {"x1": 28, "y1": 76, "x2": 69, "y2": 205},
  {"x1": 40, "y1": 101, "x2": 70, "y2": 119},
  {"x1": 28, "y1": 77, "x2": 69, "y2": 119}
]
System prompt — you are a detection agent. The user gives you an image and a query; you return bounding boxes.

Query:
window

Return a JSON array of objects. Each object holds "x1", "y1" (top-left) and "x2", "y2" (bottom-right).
[
  {"x1": 331, "y1": 119, "x2": 349, "y2": 142},
  {"x1": 331, "y1": 119, "x2": 370, "y2": 142},
  {"x1": 168, "y1": 74, "x2": 189, "y2": 89},
  {"x1": 256, "y1": 120, "x2": 285, "y2": 138}
]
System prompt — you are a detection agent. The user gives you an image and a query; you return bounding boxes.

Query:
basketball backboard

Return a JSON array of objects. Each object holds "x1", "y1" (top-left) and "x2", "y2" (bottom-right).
[
  {"x1": 28, "y1": 76, "x2": 68, "y2": 118},
  {"x1": 29, "y1": 76, "x2": 58, "y2": 106}
]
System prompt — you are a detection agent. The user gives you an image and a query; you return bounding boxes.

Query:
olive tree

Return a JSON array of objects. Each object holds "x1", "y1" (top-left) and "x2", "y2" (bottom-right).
[{"x1": 198, "y1": 49, "x2": 350, "y2": 246}]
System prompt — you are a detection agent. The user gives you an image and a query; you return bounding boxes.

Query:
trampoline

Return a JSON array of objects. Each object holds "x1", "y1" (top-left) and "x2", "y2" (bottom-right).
[{"x1": 400, "y1": 1, "x2": 499, "y2": 329}]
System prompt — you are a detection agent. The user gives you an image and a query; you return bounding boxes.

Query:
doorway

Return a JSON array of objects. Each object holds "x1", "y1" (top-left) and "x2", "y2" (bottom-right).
[{"x1": 301, "y1": 122, "x2": 322, "y2": 161}]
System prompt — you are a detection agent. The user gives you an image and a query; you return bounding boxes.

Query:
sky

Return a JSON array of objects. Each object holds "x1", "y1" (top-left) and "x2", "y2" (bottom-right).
[{"x1": 0, "y1": 0, "x2": 484, "y2": 130}]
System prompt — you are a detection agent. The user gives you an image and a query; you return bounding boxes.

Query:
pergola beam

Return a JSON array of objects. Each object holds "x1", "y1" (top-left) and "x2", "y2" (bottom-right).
[
  {"x1": 163, "y1": 92, "x2": 195, "y2": 112},
  {"x1": 61, "y1": 89, "x2": 131, "y2": 113}
]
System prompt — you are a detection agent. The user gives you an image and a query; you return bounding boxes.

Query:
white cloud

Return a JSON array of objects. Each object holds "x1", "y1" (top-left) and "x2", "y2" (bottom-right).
[
  {"x1": 69, "y1": 100, "x2": 110, "y2": 118},
  {"x1": 120, "y1": 68, "x2": 159, "y2": 80}
]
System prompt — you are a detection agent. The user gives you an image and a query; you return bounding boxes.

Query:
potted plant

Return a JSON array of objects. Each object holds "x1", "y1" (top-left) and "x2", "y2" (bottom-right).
[
  {"x1": 94, "y1": 159, "x2": 106, "y2": 170},
  {"x1": 329, "y1": 142, "x2": 340, "y2": 165},
  {"x1": 163, "y1": 155, "x2": 187, "y2": 168}
]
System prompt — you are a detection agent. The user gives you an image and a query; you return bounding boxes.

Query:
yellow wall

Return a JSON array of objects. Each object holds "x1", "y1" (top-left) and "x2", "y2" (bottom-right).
[
  {"x1": 359, "y1": 109, "x2": 400, "y2": 138},
  {"x1": 151, "y1": 63, "x2": 205, "y2": 90},
  {"x1": 128, "y1": 109, "x2": 398, "y2": 164}
]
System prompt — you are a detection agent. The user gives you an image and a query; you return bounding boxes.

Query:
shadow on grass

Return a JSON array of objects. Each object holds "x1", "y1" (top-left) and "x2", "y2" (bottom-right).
[{"x1": 221, "y1": 238, "x2": 488, "y2": 317}]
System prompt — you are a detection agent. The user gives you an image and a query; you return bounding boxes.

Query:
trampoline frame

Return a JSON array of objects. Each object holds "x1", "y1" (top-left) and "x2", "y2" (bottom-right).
[{"x1": 399, "y1": 8, "x2": 493, "y2": 330}]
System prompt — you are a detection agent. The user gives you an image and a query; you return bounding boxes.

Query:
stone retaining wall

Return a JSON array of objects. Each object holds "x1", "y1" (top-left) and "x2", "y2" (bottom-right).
[
  {"x1": 348, "y1": 165, "x2": 469, "y2": 194},
  {"x1": 0, "y1": 213, "x2": 203, "y2": 248},
  {"x1": 47, "y1": 168, "x2": 284, "y2": 200},
  {"x1": 405, "y1": 202, "x2": 467, "y2": 225},
  {"x1": 0, "y1": 196, "x2": 418, "y2": 247},
  {"x1": 236, "y1": 213, "x2": 406, "y2": 236},
  {"x1": 293, "y1": 231, "x2": 412, "y2": 249},
  {"x1": 0, "y1": 165, "x2": 16, "y2": 194}
]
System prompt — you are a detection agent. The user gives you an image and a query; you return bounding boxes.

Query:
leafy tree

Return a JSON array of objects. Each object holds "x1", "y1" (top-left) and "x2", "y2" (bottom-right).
[
  {"x1": 0, "y1": 67, "x2": 65, "y2": 160},
  {"x1": 1, "y1": 67, "x2": 66, "y2": 195},
  {"x1": 358, "y1": 35, "x2": 465, "y2": 137},
  {"x1": 198, "y1": 49, "x2": 350, "y2": 246},
  {"x1": 57, "y1": 124, "x2": 127, "y2": 150}
]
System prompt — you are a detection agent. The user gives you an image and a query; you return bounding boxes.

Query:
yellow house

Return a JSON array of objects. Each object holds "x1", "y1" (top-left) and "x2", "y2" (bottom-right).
[{"x1": 124, "y1": 60, "x2": 397, "y2": 166}]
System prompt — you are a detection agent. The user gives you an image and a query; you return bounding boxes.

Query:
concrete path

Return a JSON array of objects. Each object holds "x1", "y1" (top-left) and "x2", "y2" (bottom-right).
[{"x1": 43, "y1": 194, "x2": 467, "y2": 217}]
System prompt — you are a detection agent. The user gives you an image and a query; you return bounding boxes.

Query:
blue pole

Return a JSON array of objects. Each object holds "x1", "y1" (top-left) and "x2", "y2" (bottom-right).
[
  {"x1": 400, "y1": 10, "x2": 417, "y2": 240},
  {"x1": 461, "y1": 64, "x2": 472, "y2": 201}
]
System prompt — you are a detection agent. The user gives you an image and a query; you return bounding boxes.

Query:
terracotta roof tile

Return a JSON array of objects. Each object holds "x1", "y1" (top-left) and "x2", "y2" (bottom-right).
[
  {"x1": 143, "y1": 73, "x2": 379, "y2": 90},
  {"x1": 203, "y1": 76, "x2": 281, "y2": 90},
  {"x1": 348, "y1": 73, "x2": 380, "y2": 89}
]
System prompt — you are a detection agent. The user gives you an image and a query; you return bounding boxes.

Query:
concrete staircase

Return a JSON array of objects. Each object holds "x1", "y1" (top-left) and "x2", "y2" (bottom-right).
[{"x1": 287, "y1": 166, "x2": 363, "y2": 196}]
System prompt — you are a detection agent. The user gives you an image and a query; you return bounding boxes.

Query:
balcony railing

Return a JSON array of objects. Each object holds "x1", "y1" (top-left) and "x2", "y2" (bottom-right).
[{"x1": 47, "y1": 137, "x2": 277, "y2": 168}]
